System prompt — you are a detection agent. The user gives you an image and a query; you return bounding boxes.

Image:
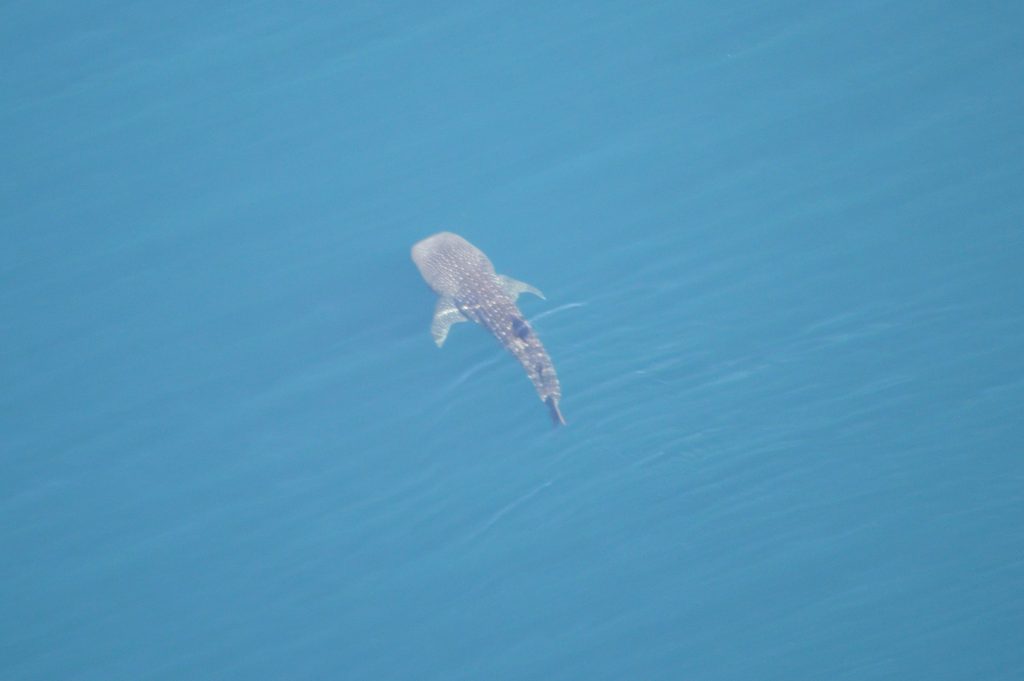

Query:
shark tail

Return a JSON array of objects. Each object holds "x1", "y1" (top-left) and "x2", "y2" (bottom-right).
[{"x1": 545, "y1": 396, "x2": 567, "y2": 427}]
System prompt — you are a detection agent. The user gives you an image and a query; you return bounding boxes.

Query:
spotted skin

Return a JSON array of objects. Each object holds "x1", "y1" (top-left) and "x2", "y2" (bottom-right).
[{"x1": 412, "y1": 232, "x2": 566, "y2": 426}]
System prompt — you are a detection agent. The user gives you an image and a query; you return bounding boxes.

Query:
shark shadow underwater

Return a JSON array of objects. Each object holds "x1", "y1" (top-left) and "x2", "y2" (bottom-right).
[{"x1": 411, "y1": 232, "x2": 566, "y2": 426}]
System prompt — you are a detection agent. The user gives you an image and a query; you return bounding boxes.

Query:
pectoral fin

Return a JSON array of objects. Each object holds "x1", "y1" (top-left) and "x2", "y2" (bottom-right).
[
  {"x1": 497, "y1": 274, "x2": 545, "y2": 301},
  {"x1": 431, "y1": 296, "x2": 468, "y2": 347}
]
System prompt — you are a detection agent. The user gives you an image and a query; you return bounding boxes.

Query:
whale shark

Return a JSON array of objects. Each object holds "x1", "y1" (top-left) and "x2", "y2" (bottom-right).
[{"x1": 411, "y1": 232, "x2": 566, "y2": 426}]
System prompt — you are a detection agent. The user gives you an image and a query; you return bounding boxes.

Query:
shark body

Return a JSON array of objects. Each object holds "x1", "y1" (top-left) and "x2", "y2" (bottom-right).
[{"x1": 411, "y1": 232, "x2": 566, "y2": 426}]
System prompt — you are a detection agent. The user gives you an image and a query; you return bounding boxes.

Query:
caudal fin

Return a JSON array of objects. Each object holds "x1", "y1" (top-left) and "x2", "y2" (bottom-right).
[{"x1": 545, "y1": 397, "x2": 567, "y2": 427}]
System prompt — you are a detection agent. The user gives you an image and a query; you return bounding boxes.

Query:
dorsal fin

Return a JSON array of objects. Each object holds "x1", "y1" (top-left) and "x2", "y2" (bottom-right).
[{"x1": 511, "y1": 316, "x2": 531, "y2": 340}]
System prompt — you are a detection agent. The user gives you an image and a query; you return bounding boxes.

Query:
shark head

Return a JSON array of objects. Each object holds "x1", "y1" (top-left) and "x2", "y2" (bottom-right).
[
  {"x1": 411, "y1": 232, "x2": 490, "y2": 297},
  {"x1": 411, "y1": 231, "x2": 462, "y2": 267}
]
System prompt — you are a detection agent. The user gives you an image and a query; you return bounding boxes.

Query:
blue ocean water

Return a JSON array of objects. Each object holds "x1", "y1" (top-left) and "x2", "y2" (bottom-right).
[{"x1": 3, "y1": 1, "x2": 1022, "y2": 679}]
